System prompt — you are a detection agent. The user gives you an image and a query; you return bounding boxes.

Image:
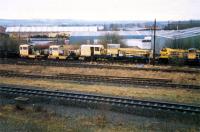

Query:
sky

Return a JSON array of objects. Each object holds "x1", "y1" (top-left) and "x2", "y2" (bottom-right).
[{"x1": 0, "y1": 0, "x2": 199, "y2": 21}]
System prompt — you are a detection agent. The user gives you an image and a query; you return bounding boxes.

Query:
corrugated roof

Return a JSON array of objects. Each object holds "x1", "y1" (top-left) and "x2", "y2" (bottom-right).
[
  {"x1": 157, "y1": 27, "x2": 200, "y2": 39},
  {"x1": 70, "y1": 31, "x2": 153, "y2": 36}
]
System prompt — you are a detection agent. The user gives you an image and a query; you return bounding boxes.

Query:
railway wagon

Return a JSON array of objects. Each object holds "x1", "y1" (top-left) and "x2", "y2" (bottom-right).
[
  {"x1": 106, "y1": 48, "x2": 151, "y2": 62},
  {"x1": 118, "y1": 48, "x2": 151, "y2": 58},
  {"x1": 107, "y1": 48, "x2": 150, "y2": 57}
]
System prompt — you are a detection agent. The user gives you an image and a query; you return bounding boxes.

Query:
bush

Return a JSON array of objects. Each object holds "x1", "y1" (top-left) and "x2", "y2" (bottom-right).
[{"x1": 0, "y1": 35, "x2": 19, "y2": 57}]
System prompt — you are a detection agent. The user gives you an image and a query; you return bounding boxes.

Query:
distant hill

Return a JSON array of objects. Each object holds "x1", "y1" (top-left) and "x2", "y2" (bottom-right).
[
  {"x1": 0, "y1": 19, "x2": 88, "y2": 26},
  {"x1": 0, "y1": 19, "x2": 168, "y2": 27}
]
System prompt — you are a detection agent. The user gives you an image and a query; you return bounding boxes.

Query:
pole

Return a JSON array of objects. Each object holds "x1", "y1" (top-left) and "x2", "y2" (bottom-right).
[
  {"x1": 153, "y1": 19, "x2": 156, "y2": 66},
  {"x1": 18, "y1": 25, "x2": 21, "y2": 45}
]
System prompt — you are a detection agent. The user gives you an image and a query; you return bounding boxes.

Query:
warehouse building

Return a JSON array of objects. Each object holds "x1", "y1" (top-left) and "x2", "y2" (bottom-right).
[
  {"x1": 69, "y1": 31, "x2": 151, "y2": 43},
  {"x1": 155, "y1": 27, "x2": 200, "y2": 54}
]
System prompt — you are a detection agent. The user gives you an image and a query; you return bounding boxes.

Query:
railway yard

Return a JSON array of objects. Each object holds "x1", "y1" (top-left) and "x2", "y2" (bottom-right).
[
  {"x1": 1, "y1": 0, "x2": 200, "y2": 130},
  {"x1": 0, "y1": 59, "x2": 200, "y2": 131}
]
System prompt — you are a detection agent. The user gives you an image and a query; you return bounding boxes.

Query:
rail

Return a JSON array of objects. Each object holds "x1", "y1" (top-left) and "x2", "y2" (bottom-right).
[
  {"x1": 0, "y1": 70, "x2": 200, "y2": 89},
  {"x1": 0, "y1": 85, "x2": 200, "y2": 114}
]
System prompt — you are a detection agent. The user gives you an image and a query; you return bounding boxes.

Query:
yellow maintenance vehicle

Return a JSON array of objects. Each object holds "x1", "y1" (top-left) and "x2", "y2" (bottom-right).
[
  {"x1": 106, "y1": 47, "x2": 151, "y2": 62},
  {"x1": 117, "y1": 48, "x2": 151, "y2": 58},
  {"x1": 48, "y1": 45, "x2": 69, "y2": 60},
  {"x1": 79, "y1": 44, "x2": 151, "y2": 61},
  {"x1": 79, "y1": 44, "x2": 105, "y2": 60},
  {"x1": 19, "y1": 44, "x2": 48, "y2": 59},
  {"x1": 159, "y1": 48, "x2": 187, "y2": 63}
]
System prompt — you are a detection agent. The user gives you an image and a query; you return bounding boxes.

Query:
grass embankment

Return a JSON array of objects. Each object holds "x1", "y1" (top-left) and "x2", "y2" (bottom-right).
[
  {"x1": 0, "y1": 105, "x2": 199, "y2": 132},
  {"x1": 0, "y1": 105, "x2": 146, "y2": 132},
  {"x1": 1, "y1": 77, "x2": 200, "y2": 106},
  {"x1": 0, "y1": 64, "x2": 200, "y2": 85}
]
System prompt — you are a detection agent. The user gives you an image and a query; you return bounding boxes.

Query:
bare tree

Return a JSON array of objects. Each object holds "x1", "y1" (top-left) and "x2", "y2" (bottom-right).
[{"x1": 100, "y1": 33, "x2": 127, "y2": 48}]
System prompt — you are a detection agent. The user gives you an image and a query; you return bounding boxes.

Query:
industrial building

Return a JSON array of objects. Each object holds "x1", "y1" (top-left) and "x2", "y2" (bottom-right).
[
  {"x1": 156, "y1": 27, "x2": 200, "y2": 53},
  {"x1": 69, "y1": 31, "x2": 151, "y2": 43}
]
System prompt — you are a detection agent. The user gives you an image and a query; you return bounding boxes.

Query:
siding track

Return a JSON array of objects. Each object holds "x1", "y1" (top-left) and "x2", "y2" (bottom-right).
[
  {"x1": 0, "y1": 58, "x2": 199, "y2": 73},
  {"x1": 0, "y1": 70, "x2": 200, "y2": 89}
]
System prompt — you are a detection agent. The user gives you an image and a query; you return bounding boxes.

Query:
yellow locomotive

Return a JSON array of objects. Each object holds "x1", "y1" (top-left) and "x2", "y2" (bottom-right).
[{"x1": 159, "y1": 48, "x2": 187, "y2": 63}]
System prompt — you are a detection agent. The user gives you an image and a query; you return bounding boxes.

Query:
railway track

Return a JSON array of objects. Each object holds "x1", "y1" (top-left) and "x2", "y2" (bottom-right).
[
  {"x1": 0, "y1": 58, "x2": 199, "y2": 73},
  {"x1": 0, "y1": 85, "x2": 200, "y2": 114},
  {"x1": 1, "y1": 70, "x2": 200, "y2": 89}
]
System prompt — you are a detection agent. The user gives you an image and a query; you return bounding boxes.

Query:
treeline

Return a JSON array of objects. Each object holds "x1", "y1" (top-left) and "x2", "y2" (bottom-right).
[
  {"x1": 164, "y1": 20, "x2": 200, "y2": 30},
  {"x1": 0, "y1": 33, "x2": 19, "y2": 58},
  {"x1": 99, "y1": 33, "x2": 127, "y2": 48},
  {"x1": 31, "y1": 34, "x2": 70, "y2": 39}
]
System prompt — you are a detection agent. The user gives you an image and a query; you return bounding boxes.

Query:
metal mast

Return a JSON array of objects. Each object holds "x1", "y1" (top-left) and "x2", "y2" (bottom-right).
[{"x1": 153, "y1": 19, "x2": 156, "y2": 65}]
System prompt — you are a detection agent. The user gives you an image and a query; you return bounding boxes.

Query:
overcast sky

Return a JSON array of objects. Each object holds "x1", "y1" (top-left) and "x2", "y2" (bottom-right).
[{"x1": 0, "y1": 0, "x2": 199, "y2": 21}]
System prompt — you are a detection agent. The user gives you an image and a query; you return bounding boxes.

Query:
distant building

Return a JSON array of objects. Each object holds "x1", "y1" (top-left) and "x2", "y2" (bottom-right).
[
  {"x1": 123, "y1": 37, "x2": 152, "y2": 50},
  {"x1": 5, "y1": 26, "x2": 98, "y2": 38},
  {"x1": 107, "y1": 44, "x2": 120, "y2": 48}
]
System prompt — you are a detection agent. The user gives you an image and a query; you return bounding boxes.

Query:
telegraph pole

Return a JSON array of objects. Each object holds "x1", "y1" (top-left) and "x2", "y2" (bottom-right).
[
  {"x1": 152, "y1": 19, "x2": 156, "y2": 66},
  {"x1": 18, "y1": 25, "x2": 21, "y2": 44}
]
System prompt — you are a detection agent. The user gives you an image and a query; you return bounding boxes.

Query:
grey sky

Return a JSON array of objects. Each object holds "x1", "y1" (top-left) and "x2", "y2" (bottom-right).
[{"x1": 0, "y1": 0, "x2": 199, "y2": 20}]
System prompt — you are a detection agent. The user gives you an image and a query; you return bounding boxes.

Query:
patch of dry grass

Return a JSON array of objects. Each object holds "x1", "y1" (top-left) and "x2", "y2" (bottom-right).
[
  {"x1": 1, "y1": 103, "x2": 200, "y2": 132},
  {"x1": 0, "y1": 64, "x2": 200, "y2": 85},
  {"x1": 0, "y1": 105, "x2": 143, "y2": 132},
  {"x1": 0, "y1": 77, "x2": 200, "y2": 106},
  {"x1": 0, "y1": 105, "x2": 68, "y2": 132}
]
